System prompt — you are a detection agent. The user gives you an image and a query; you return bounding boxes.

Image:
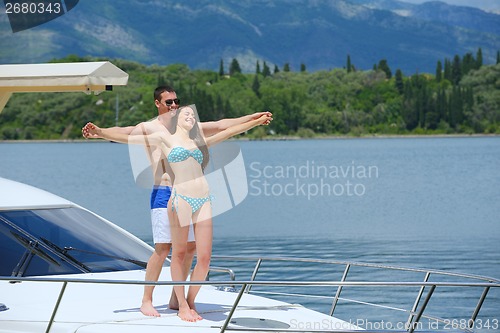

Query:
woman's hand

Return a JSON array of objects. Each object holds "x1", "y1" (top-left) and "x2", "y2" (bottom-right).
[
  {"x1": 256, "y1": 113, "x2": 273, "y2": 126},
  {"x1": 252, "y1": 111, "x2": 273, "y2": 125}
]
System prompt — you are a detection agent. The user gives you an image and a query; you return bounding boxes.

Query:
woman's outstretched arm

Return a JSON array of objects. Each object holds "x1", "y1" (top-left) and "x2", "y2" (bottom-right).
[
  {"x1": 204, "y1": 113, "x2": 272, "y2": 147},
  {"x1": 200, "y1": 111, "x2": 272, "y2": 137}
]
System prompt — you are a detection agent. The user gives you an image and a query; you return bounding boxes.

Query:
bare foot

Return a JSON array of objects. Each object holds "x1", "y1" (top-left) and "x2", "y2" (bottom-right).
[
  {"x1": 168, "y1": 291, "x2": 179, "y2": 310},
  {"x1": 190, "y1": 309, "x2": 203, "y2": 321},
  {"x1": 188, "y1": 302, "x2": 203, "y2": 321},
  {"x1": 140, "y1": 301, "x2": 160, "y2": 317},
  {"x1": 177, "y1": 306, "x2": 199, "y2": 322}
]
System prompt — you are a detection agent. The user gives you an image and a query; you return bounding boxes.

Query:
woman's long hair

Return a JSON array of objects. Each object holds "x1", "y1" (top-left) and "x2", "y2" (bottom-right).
[{"x1": 172, "y1": 105, "x2": 209, "y2": 171}]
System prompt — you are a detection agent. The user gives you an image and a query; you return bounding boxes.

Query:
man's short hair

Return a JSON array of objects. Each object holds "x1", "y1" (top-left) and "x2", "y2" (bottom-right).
[{"x1": 154, "y1": 85, "x2": 175, "y2": 101}]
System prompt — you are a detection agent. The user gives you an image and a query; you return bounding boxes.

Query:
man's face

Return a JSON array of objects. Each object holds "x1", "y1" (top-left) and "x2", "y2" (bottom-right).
[{"x1": 156, "y1": 91, "x2": 179, "y2": 115}]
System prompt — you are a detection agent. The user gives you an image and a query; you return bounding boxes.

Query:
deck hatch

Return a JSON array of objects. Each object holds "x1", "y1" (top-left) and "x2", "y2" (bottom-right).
[{"x1": 229, "y1": 317, "x2": 290, "y2": 329}]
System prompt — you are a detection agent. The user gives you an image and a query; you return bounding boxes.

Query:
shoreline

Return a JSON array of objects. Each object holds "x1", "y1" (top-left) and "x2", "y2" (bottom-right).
[{"x1": 1, "y1": 133, "x2": 499, "y2": 143}]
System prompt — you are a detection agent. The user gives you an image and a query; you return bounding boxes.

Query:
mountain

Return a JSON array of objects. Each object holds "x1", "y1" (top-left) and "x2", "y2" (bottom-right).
[
  {"x1": 0, "y1": 0, "x2": 498, "y2": 74},
  {"x1": 396, "y1": 0, "x2": 500, "y2": 13},
  {"x1": 352, "y1": 0, "x2": 499, "y2": 34}
]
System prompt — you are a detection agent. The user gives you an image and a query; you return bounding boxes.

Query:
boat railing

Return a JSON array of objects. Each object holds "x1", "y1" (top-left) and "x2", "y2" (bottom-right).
[
  {"x1": 1, "y1": 256, "x2": 499, "y2": 333},
  {"x1": 208, "y1": 255, "x2": 500, "y2": 333}
]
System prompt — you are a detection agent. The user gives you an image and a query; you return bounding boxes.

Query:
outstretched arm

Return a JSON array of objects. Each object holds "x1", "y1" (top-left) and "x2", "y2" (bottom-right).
[
  {"x1": 82, "y1": 122, "x2": 136, "y2": 143},
  {"x1": 82, "y1": 123, "x2": 136, "y2": 141},
  {"x1": 82, "y1": 121, "x2": 166, "y2": 146},
  {"x1": 200, "y1": 111, "x2": 272, "y2": 137},
  {"x1": 204, "y1": 114, "x2": 271, "y2": 147}
]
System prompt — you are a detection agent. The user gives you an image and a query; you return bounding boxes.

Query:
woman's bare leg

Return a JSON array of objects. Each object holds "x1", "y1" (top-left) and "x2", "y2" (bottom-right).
[
  {"x1": 168, "y1": 241, "x2": 195, "y2": 310},
  {"x1": 169, "y1": 198, "x2": 198, "y2": 322},
  {"x1": 186, "y1": 203, "x2": 213, "y2": 320}
]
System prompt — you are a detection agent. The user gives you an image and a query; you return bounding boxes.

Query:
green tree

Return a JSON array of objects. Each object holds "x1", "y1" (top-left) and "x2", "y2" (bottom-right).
[
  {"x1": 346, "y1": 55, "x2": 352, "y2": 73},
  {"x1": 377, "y1": 59, "x2": 392, "y2": 79},
  {"x1": 252, "y1": 75, "x2": 260, "y2": 97},
  {"x1": 436, "y1": 87, "x2": 448, "y2": 124},
  {"x1": 300, "y1": 63, "x2": 306, "y2": 72},
  {"x1": 157, "y1": 73, "x2": 166, "y2": 86},
  {"x1": 283, "y1": 63, "x2": 290, "y2": 72},
  {"x1": 464, "y1": 86, "x2": 474, "y2": 114},
  {"x1": 448, "y1": 86, "x2": 464, "y2": 128},
  {"x1": 462, "y1": 52, "x2": 475, "y2": 76},
  {"x1": 229, "y1": 58, "x2": 241, "y2": 76},
  {"x1": 219, "y1": 59, "x2": 224, "y2": 76},
  {"x1": 451, "y1": 55, "x2": 462, "y2": 85},
  {"x1": 460, "y1": 63, "x2": 500, "y2": 133},
  {"x1": 476, "y1": 48, "x2": 483, "y2": 69},
  {"x1": 395, "y1": 69, "x2": 404, "y2": 94},
  {"x1": 444, "y1": 58, "x2": 452, "y2": 82},
  {"x1": 401, "y1": 74, "x2": 420, "y2": 130},
  {"x1": 274, "y1": 65, "x2": 280, "y2": 74},
  {"x1": 255, "y1": 61, "x2": 261, "y2": 75},
  {"x1": 215, "y1": 94, "x2": 225, "y2": 119},
  {"x1": 436, "y1": 60, "x2": 442, "y2": 83},
  {"x1": 262, "y1": 61, "x2": 271, "y2": 77}
]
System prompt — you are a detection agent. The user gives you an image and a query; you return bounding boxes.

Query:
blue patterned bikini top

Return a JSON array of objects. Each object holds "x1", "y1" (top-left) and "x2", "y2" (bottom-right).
[{"x1": 167, "y1": 146, "x2": 203, "y2": 165}]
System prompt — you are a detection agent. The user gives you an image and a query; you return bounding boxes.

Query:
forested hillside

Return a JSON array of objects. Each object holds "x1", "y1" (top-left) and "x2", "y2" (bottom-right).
[{"x1": 1, "y1": 51, "x2": 499, "y2": 140}]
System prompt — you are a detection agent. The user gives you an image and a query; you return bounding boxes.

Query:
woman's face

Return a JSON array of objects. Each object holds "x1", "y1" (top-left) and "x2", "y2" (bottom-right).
[{"x1": 177, "y1": 106, "x2": 196, "y2": 130}]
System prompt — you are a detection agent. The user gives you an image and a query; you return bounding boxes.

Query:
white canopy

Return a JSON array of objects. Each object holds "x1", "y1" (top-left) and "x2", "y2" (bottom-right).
[{"x1": 0, "y1": 61, "x2": 129, "y2": 113}]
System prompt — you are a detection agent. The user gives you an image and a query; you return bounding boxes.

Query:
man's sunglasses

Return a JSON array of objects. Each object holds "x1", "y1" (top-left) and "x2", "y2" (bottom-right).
[{"x1": 163, "y1": 98, "x2": 180, "y2": 106}]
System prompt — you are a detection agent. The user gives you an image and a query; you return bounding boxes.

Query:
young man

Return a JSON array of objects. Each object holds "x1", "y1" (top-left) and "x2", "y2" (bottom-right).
[{"x1": 82, "y1": 86, "x2": 271, "y2": 317}]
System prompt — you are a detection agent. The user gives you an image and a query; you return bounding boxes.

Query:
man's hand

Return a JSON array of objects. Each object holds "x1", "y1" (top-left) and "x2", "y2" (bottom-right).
[{"x1": 82, "y1": 122, "x2": 102, "y2": 139}]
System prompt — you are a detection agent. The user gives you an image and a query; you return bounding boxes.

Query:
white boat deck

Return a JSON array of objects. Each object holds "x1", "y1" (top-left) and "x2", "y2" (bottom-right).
[{"x1": 1, "y1": 269, "x2": 357, "y2": 333}]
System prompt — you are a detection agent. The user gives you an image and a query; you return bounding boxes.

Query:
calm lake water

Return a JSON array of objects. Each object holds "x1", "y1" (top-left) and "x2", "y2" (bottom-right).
[{"x1": 1, "y1": 137, "x2": 499, "y2": 329}]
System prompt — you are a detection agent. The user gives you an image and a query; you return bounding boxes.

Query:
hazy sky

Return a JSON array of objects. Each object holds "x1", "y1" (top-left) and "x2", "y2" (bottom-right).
[{"x1": 397, "y1": 0, "x2": 500, "y2": 11}]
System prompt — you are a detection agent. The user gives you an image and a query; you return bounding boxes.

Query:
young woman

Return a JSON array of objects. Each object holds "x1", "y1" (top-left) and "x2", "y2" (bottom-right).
[{"x1": 164, "y1": 105, "x2": 270, "y2": 321}]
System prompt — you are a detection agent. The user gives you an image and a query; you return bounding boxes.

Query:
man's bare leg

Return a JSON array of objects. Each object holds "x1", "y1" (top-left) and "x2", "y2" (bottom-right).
[
  {"x1": 169, "y1": 241, "x2": 196, "y2": 310},
  {"x1": 141, "y1": 243, "x2": 171, "y2": 316}
]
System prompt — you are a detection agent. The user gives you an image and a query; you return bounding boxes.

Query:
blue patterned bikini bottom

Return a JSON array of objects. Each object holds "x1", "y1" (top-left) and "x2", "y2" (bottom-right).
[{"x1": 171, "y1": 188, "x2": 212, "y2": 214}]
